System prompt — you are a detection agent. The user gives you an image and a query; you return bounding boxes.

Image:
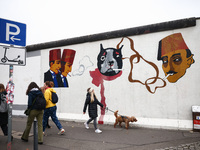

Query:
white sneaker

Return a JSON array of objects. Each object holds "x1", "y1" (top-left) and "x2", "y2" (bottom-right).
[
  {"x1": 58, "y1": 128, "x2": 65, "y2": 135},
  {"x1": 95, "y1": 129, "x2": 102, "y2": 133},
  {"x1": 43, "y1": 132, "x2": 45, "y2": 136},
  {"x1": 84, "y1": 122, "x2": 89, "y2": 129}
]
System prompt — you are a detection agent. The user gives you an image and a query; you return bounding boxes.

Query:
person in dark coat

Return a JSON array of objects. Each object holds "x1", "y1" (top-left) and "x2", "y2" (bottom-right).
[
  {"x1": 21, "y1": 82, "x2": 44, "y2": 144},
  {"x1": 83, "y1": 87, "x2": 104, "y2": 133},
  {"x1": 0, "y1": 83, "x2": 8, "y2": 136}
]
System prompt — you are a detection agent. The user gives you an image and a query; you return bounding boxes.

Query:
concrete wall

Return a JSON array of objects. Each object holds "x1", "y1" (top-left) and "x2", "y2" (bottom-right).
[{"x1": 1, "y1": 18, "x2": 200, "y2": 130}]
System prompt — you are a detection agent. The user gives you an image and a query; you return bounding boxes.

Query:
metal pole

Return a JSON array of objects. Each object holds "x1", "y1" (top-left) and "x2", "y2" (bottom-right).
[
  {"x1": 34, "y1": 118, "x2": 38, "y2": 150},
  {"x1": 7, "y1": 103, "x2": 12, "y2": 142},
  {"x1": 7, "y1": 65, "x2": 13, "y2": 150}
]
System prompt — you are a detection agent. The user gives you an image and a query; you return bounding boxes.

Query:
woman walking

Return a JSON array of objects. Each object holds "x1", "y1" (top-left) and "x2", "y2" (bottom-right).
[
  {"x1": 21, "y1": 82, "x2": 44, "y2": 144},
  {"x1": 83, "y1": 87, "x2": 104, "y2": 133},
  {"x1": 42, "y1": 81, "x2": 65, "y2": 135}
]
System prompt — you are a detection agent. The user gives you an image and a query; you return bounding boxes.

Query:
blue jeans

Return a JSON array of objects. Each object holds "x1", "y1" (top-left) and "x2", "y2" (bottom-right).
[{"x1": 43, "y1": 106, "x2": 62, "y2": 132}]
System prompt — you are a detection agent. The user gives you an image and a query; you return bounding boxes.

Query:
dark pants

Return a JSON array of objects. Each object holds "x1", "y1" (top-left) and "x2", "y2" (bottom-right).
[
  {"x1": 0, "y1": 112, "x2": 8, "y2": 136},
  {"x1": 1, "y1": 124, "x2": 8, "y2": 136},
  {"x1": 87, "y1": 117, "x2": 97, "y2": 129}
]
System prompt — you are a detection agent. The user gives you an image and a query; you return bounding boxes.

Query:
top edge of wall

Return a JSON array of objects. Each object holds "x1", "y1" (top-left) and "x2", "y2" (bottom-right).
[{"x1": 26, "y1": 17, "x2": 197, "y2": 52}]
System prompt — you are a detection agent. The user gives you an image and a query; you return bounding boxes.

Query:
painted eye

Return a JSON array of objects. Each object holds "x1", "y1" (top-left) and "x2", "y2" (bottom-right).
[
  {"x1": 174, "y1": 58, "x2": 181, "y2": 62},
  {"x1": 162, "y1": 57, "x2": 168, "y2": 64},
  {"x1": 163, "y1": 60, "x2": 168, "y2": 64},
  {"x1": 101, "y1": 56, "x2": 105, "y2": 61},
  {"x1": 116, "y1": 52, "x2": 120, "y2": 57}
]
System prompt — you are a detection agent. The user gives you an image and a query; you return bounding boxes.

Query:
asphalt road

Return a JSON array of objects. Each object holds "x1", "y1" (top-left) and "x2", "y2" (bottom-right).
[{"x1": 0, "y1": 116, "x2": 200, "y2": 150}]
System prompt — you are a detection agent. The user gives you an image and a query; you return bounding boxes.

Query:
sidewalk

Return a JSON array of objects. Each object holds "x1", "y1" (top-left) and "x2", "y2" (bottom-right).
[{"x1": 0, "y1": 116, "x2": 200, "y2": 150}]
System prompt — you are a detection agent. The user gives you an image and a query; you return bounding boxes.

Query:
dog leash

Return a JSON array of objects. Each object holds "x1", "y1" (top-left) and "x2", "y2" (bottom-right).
[{"x1": 105, "y1": 107, "x2": 122, "y2": 116}]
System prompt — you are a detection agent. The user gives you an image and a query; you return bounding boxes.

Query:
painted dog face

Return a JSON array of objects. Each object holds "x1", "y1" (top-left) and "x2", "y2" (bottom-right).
[{"x1": 97, "y1": 44, "x2": 123, "y2": 76}]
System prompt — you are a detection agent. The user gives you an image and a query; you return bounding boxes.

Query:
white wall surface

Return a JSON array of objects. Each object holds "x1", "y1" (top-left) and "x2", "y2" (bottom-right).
[{"x1": 1, "y1": 20, "x2": 200, "y2": 130}]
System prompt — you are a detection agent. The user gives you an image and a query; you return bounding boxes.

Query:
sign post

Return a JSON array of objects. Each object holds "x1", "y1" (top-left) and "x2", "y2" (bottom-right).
[
  {"x1": 6, "y1": 69, "x2": 14, "y2": 150},
  {"x1": 0, "y1": 18, "x2": 26, "y2": 150}
]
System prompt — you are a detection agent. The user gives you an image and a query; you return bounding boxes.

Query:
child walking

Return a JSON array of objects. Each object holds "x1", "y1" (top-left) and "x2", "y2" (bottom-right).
[{"x1": 83, "y1": 87, "x2": 104, "y2": 133}]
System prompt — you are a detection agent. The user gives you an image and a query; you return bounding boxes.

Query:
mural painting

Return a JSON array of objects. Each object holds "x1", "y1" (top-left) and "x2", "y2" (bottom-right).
[
  {"x1": 88, "y1": 33, "x2": 195, "y2": 124},
  {"x1": 97, "y1": 44, "x2": 123, "y2": 76},
  {"x1": 72, "y1": 55, "x2": 94, "y2": 76},
  {"x1": 117, "y1": 37, "x2": 166, "y2": 94},
  {"x1": 90, "y1": 44, "x2": 123, "y2": 124},
  {"x1": 44, "y1": 49, "x2": 76, "y2": 87},
  {"x1": 157, "y1": 33, "x2": 195, "y2": 83},
  {"x1": 43, "y1": 32, "x2": 195, "y2": 125}
]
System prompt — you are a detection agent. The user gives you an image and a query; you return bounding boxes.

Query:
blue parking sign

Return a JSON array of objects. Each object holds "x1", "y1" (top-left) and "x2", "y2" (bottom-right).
[{"x1": 0, "y1": 18, "x2": 26, "y2": 46}]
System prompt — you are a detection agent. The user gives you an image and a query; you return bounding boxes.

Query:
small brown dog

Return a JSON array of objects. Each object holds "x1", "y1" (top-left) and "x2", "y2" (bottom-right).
[{"x1": 114, "y1": 110, "x2": 137, "y2": 129}]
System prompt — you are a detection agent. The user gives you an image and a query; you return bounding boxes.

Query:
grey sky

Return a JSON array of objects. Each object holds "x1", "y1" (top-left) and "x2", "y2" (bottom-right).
[{"x1": 0, "y1": 0, "x2": 200, "y2": 45}]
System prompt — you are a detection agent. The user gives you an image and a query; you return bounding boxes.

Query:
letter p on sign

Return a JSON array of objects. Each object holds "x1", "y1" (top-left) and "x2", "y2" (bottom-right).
[{"x1": 6, "y1": 23, "x2": 20, "y2": 42}]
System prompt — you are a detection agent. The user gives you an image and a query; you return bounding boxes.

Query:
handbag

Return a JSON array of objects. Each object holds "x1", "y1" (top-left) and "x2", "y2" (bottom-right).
[
  {"x1": 24, "y1": 108, "x2": 31, "y2": 115},
  {"x1": 24, "y1": 97, "x2": 36, "y2": 116},
  {"x1": 0, "y1": 97, "x2": 8, "y2": 113}
]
